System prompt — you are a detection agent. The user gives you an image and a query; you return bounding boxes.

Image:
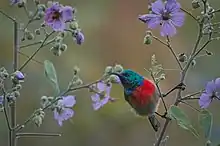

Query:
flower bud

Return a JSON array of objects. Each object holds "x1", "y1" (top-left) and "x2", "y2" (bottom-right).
[
  {"x1": 192, "y1": 0, "x2": 200, "y2": 9},
  {"x1": 143, "y1": 34, "x2": 152, "y2": 45},
  {"x1": 52, "y1": 49, "x2": 62, "y2": 56},
  {"x1": 206, "y1": 140, "x2": 212, "y2": 146},
  {"x1": 191, "y1": 59, "x2": 196, "y2": 66},
  {"x1": 25, "y1": 31, "x2": 34, "y2": 40},
  {"x1": 114, "y1": 64, "x2": 123, "y2": 73},
  {"x1": 69, "y1": 21, "x2": 79, "y2": 30},
  {"x1": 35, "y1": 29, "x2": 41, "y2": 35},
  {"x1": 60, "y1": 44, "x2": 67, "y2": 52},
  {"x1": 178, "y1": 53, "x2": 187, "y2": 62},
  {"x1": 105, "y1": 66, "x2": 113, "y2": 74},
  {"x1": 37, "y1": 4, "x2": 46, "y2": 12},
  {"x1": 73, "y1": 31, "x2": 84, "y2": 45},
  {"x1": 33, "y1": 0, "x2": 40, "y2": 5},
  {"x1": 109, "y1": 75, "x2": 120, "y2": 83},
  {"x1": 205, "y1": 50, "x2": 213, "y2": 56},
  {"x1": 13, "y1": 91, "x2": 20, "y2": 98},
  {"x1": 18, "y1": 1, "x2": 25, "y2": 8}
]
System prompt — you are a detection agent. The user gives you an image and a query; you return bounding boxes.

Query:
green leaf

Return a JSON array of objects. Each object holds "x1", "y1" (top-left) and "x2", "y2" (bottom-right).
[
  {"x1": 44, "y1": 60, "x2": 60, "y2": 95},
  {"x1": 168, "y1": 105, "x2": 199, "y2": 138},
  {"x1": 199, "y1": 109, "x2": 213, "y2": 139}
]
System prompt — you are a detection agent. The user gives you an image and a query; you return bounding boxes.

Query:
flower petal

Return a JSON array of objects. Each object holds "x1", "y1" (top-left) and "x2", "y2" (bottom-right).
[
  {"x1": 100, "y1": 97, "x2": 110, "y2": 106},
  {"x1": 61, "y1": 95, "x2": 76, "y2": 107},
  {"x1": 62, "y1": 108, "x2": 74, "y2": 120},
  {"x1": 91, "y1": 94, "x2": 100, "y2": 102},
  {"x1": 214, "y1": 78, "x2": 220, "y2": 89},
  {"x1": 52, "y1": 20, "x2": 66, "y2": 31},
  {"x1": 171, "y1": 12, "x2": 185, "y2": 27},
  {"x1": 144, "y1": 14, "x2": 161, "y2": 29},
  {"x1": 62, "y1": 6, "x2": 74, "y2": 22},
  {"x1": 151, "y1": 0, "x2": 165, "y2": 15},
  {"x1": 199, "y1": 93, "x2": 212, "y2": 108},
  {"x1": 97, "y1": 82, "x2": 106, "y2": 92},
  {"x1": 92, "y1": 102, "x2": 102, "y2": 110},
  {"x1": 160, "y1": 20, "x2": 176, "y2": 37},
  {"x1": 105, "y1": 84, "x2": 112, "y2": 96},
  {"x1": 165, "y1": 0, "x2": 181, "y2": 13},
  {"x1": 205, "y1": 80, "x2": 216, "y2": 94}
]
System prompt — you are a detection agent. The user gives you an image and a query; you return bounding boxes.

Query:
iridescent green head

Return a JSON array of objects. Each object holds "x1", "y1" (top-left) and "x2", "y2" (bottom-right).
[{"x1": 112, "y1": 69, "x2": 144, "y2": 94}]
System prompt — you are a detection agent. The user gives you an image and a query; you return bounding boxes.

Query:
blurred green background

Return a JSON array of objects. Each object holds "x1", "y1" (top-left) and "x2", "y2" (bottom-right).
[{"x1": 0, "y1": 0, "x2": 220, "y2": 146}]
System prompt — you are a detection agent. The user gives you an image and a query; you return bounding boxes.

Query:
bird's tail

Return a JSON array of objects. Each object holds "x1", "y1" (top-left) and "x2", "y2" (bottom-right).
[{"x1": 148, "y1": 115, "x2": 160, "y2": 132}]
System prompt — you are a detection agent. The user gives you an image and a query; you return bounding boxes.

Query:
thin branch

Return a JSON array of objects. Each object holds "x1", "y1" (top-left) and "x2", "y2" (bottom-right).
[
  {"x1": 166, "y1": 36, "x2": 183, "y2": 70},
  {"x1": 19, "y1": 31, "x2": 54, "y2": 71},
  {"x1": 181, "y1": 90, "x2": 203, "y2": 101},
  {"x1": 152, "y1": 36, "x2": 183, "y2": 70},
  {"x1": 18, "y1": 51, "x2": 43, "y2": 65},
  {"x1": 180, "y1": 8, "x2": 198, "y2": 22},
  {"x1": 209, "y1": 9, "x2": 220, "y2": 14},
  {"x1": 146, "y1": 68, "x2": 168, "y2": 113},
  {"x1": 1, "y1": 87, "x2": 12, "y2": 130},
  {"x1": 15, "y1": 77, "x2": 104, "y2": 131},
  {"x1": 179, "y1": 100, "x2": 201, "y2": 112},
  {"x1": 0, "y1": 9, "x2": 16, "y2": 22},
  {"x1": 16, "y1": 132, "x2": 61, "y2": 138},
  {"x1": 20, "y1": 41, "x2": 43, "y2": 49}
]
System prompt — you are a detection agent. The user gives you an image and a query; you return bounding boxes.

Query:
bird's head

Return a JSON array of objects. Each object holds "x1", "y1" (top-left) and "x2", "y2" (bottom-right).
[{"x1": 111, "y1": 69, "x2": 144, "y2": 90}]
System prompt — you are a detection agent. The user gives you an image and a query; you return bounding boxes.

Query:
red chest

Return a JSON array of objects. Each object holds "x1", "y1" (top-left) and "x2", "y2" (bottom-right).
[{"x1": 130, "y1": 79, "x2": 156, "y2": 106}]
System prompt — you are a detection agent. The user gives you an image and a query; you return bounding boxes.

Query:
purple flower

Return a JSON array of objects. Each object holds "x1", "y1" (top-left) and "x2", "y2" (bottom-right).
[
  {"x1": 15, "y1": 71, "x2": 25, "y2": 80},
  {"x1": 54, "y1": 95, "x2": 76, "y2": 126},
  {"x1": 45, "y1": 2, "x2": 74, "y2": 31},
  {"x1": 199, "y1": 78, "x2": 220, "y2": 108},
  {"x1": 74, "y1": 31, "x2": 85, "y2": 45},
  {"x1": 138, "y1": 0, "x2": 185, "y2": 37},
  {"x1": 0, "y1": 96, "x2": 3, "y2": 105},
  {"x1": 10, "y1": 0, "x2": 19, "y2": 5},
  {"x1": 91, "y1": 82, "x2": 114, "y2": 110}
]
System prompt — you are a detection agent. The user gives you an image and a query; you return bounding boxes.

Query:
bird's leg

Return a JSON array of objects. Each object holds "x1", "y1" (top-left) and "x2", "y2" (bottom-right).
[{"x1": 160, "y1": 82, "x2": 186, "y2": 98}]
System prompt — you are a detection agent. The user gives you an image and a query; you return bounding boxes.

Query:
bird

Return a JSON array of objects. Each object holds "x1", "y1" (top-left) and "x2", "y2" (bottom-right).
[{"x1": 112, "y1": 69, "x2": 185, "y2": 132}]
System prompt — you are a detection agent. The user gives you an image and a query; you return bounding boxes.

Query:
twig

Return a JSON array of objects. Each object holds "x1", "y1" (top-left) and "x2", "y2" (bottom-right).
[
  {"x1": 1, "y1": 87, "x2": 12, "y2": 130},
  {"x1": 152, "y1": 36, "x2": 183, "y2": 70},
  {"x1": 19, "y1": 31, "x2": 54, "y2": 71},
  {"x1": 179, "y1": 100, "x2": 201, "y2": 112},
  {"x1": 181, "y1": 90, "x2": 203, "y2": 101},
  {"x1": 166, "y1": 36, "x2": 183, "y2": 71},
  {"x1": 147, "y1": 69, "x2": 168, "y2": 112},
  {"x1": 15, "y1": 78, "x2": 104, "y2": 131},
  {"x1": 180, "y1": 8, "x2": 198, "y2": 22},
  {"x1": 16, "y1": 132, "x2": 61, "y2": 138},
  {"x1": 20, "y1": 41, "x2": 43, "y2": 49},
  {"x1": 0, "y1": 9, "x2": 16, "y2": 22},
  {"x1": 18, "y1": 51, "x2": 43, "y2": 65}
]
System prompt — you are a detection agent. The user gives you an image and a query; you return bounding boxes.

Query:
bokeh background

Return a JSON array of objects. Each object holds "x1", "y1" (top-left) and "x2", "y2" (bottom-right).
[{"x1": 0, "y1": 0, "x2": 220, "y2": 146}]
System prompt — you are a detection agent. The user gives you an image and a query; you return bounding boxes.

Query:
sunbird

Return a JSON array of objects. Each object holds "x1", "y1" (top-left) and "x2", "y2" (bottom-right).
[{"x1": 112, "y1": 69, "x2": 185, "y2": 132}]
